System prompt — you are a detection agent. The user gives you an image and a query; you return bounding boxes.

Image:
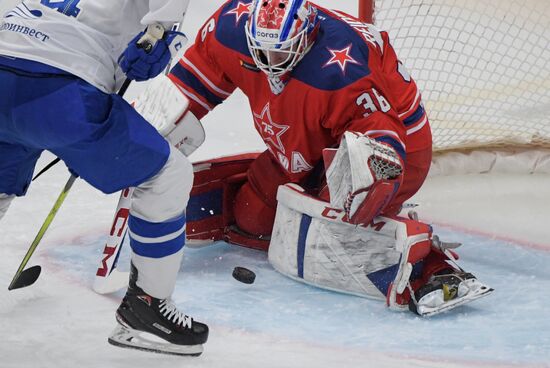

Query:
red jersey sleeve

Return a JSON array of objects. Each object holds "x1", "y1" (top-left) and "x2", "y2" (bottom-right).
[
  {"x1": 378, "y1": 30, "x2": 431, "y2": 151},
  {"x1": 168, "y1": 3, "x2": 237, "y2": 119}
]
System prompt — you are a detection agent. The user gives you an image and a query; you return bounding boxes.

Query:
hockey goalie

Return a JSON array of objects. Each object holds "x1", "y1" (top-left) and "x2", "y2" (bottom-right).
[{"x1": 145, "y1": 0, "x2": 493, "y2": 316}]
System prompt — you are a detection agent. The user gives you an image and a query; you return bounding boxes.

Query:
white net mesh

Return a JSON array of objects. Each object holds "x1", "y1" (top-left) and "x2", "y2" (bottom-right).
[{"x1": 372, "y1": 0, "x2": 550, "y2": 152}]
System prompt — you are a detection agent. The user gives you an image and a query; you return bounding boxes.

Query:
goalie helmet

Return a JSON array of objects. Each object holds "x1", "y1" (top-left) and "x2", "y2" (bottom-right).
[{"x1": 245, "y1": 0, "x2": 319, "y2": 78}]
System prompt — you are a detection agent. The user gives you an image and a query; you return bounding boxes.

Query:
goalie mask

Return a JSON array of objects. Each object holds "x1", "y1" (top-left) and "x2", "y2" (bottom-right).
[{"x1": 245, "y1": 0, "x2": 319, "y2": 78}]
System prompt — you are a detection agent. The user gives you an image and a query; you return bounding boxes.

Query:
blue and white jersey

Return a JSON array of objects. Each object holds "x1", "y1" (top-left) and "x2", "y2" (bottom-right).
[{"x1": 0, "y1": 0, "x2": 188, "y2": 93}]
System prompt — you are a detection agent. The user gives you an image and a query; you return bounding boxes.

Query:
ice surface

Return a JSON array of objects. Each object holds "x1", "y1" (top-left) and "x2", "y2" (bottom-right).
[{"x1": 1, "y1": 1, "x2": 549, "y2": 367}]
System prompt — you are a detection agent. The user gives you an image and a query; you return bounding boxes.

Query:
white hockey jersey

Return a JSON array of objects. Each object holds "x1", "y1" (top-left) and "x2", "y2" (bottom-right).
[{"x1": 0, "y1": 0, "x2": 188, "y2": 93}]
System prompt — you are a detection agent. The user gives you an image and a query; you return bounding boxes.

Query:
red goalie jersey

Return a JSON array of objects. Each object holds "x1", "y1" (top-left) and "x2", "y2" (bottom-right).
[{"x1": 169, "y1": 0, "x2": 432, "y2": 236}]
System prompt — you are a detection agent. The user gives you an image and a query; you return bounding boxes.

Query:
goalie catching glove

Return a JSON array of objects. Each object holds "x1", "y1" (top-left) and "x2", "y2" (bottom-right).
[{"x1": 325, "y1": 131, "x2": 404, "y2": 226}]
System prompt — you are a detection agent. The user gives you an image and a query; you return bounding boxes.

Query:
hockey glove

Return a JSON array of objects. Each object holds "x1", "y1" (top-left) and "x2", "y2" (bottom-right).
[
  {"x1": 119, "y1": 26, "x2": 187, "y2": 82},
  {"x1": 325, "y1": 132, "x2": 404, "y2": 226}
]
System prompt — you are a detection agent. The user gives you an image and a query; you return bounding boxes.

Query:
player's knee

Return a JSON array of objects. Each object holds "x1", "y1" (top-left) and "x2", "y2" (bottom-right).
[
  {"x1": 131, "y1": 146, "x2": 193, "y2": 222},
  {"x1": 234, "y1": 182, "x2": 276, "y2": 236}
]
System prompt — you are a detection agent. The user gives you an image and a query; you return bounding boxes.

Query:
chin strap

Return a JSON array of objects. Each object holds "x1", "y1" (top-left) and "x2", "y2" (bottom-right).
[{"x1": 268, "y1": 75, "x2": 288, "y2": 95}]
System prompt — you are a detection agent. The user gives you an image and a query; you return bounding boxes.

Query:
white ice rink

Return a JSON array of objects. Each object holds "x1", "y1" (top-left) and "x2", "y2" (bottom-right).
[{"x1": 1, "y1": 1, "x2": 549, "y2": 368}]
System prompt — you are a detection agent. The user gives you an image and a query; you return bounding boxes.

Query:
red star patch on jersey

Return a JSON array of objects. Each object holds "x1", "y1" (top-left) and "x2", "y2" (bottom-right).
[
  {"x1": 323, "y1": 44, "x2": 361, "y2": 74},
  {"x1": 226, "y1": 2, "x2": 251, "y2": 25},
  {"x1": 253, "y1": 103, "x2": 290, "y2": 154}
]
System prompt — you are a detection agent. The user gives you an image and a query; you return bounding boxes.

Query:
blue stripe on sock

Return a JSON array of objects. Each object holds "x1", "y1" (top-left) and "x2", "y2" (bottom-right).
[
  {"x1": 297, "y1": 214, "x2": 312, "y2": 278},
  {"x1": 130, "y1": 230, "x2": 186, "y2": 259},
  {"x1": 129, "y1": 214, "x2": 185, "y2": 239}
]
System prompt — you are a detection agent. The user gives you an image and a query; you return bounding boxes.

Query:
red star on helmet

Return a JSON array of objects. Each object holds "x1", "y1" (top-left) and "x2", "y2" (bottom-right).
[
  {"x1": 226, "y1": 1, "x2": 251, "y2": 25},
  {"x1": 323, "y1": 44, "x2": 361, "y2": 74}
]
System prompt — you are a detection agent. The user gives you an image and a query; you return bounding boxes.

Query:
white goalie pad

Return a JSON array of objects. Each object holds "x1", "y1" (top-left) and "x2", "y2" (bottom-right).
[
  {"x1": 268, "y1": 184, "x2": 432, "y2": 310},
  {"x1": 326, "y1": 132, "x2": 403, "y2": 218},
  {"x1": 133, "y1": 74, "x2": 205, "y2": 156}
]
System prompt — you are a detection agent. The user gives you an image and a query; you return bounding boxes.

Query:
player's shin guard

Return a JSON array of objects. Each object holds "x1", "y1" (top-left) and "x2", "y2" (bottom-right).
[
  {"x1": 128, "y1": 145, "x2": 192, "y2": 298},
  {"x1": 0, "y1": 194, "x2": 14, "y2": 221},
  {"x1": 129, "y1": 215, "x2": 186, "y2": 298}
]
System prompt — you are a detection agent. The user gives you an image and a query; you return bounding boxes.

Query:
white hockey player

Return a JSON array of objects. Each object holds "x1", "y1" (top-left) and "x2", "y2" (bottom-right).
[{"x1": 0, "y1": 0, "x2": 208, "y2": 355}]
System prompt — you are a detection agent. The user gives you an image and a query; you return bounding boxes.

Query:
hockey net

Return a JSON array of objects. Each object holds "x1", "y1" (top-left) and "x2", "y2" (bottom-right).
[{"x1": 359, "y1": 0, "x2": 550, "y2": 174}]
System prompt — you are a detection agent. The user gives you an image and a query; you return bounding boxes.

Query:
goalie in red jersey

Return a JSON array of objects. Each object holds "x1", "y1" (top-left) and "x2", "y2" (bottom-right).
[{"x1": 164, "y1": 0, "x2": 493, "y2": 316}]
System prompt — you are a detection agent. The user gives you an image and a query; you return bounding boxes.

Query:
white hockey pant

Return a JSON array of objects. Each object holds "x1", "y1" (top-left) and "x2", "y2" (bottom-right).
[{"x1": 129, "y1": 146, "x2": 193, "y2": 299}]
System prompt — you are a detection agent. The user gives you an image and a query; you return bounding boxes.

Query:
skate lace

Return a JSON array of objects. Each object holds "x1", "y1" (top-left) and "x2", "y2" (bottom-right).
[{"x1": 159, "y1": 299, "x2": 193, "y2": 328}]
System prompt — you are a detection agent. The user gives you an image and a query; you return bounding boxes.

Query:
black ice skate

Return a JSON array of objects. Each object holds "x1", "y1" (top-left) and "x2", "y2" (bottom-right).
[
  {"x1": 108, "y1": 264, "x2": 209, "y2": 356},
  {"x1": 409, "y1": 270, "x2": 494, "y2": 317}
]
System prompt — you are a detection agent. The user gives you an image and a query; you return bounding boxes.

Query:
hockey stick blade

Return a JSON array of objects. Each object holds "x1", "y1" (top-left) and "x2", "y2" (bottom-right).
[
  {"x1": 8, "y1": 265, "x2": 42, "y2": 290},
  {"x1": 8, "y1": 175, "x2": 77, "y2": 291},
  {"x1": 93, "y1": 269, "x2": 129, "y2": 294}
]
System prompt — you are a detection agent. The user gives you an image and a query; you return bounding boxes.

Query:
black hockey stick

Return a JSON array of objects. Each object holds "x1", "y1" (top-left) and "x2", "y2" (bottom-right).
[
  {"x1": 8, "y1": 174, "x2": 77, "y2": 290},
  {"x1": 32, "y1": 157, "x2": 61, "y2": 181},
  {"x1": 8, "y1": 79, "x2": 132, "y2": 291}
]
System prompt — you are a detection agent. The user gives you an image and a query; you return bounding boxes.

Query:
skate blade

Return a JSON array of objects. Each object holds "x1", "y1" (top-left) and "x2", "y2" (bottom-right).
[
  {"x1": 417, "y1": 285, "x2": 494, "y2": 317},
  {"x1": 108, "y1": 324, "x2": 203, "y2": 357}
]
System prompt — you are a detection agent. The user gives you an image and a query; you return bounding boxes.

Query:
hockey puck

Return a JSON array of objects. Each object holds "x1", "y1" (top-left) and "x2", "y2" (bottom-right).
[{"x1": 232, "y1": 267, "x2": 256, "y2": 284}]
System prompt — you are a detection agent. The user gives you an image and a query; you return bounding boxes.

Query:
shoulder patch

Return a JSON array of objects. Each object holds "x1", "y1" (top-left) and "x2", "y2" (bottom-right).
[
  {"x1": 215, "y1": 0, "x2": 253, "y2": 57},
  {"x1": 292, "y1": 9, "x2": 371, "y2": 91}
]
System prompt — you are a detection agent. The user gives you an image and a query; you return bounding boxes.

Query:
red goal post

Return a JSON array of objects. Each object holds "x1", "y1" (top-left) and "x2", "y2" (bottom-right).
[
  {"x1": 357, "y1": 0, "x2": 550, "y2": 174},
  {"x1": 358, "y1": 0, "x2": 374, "y2": 24}
]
